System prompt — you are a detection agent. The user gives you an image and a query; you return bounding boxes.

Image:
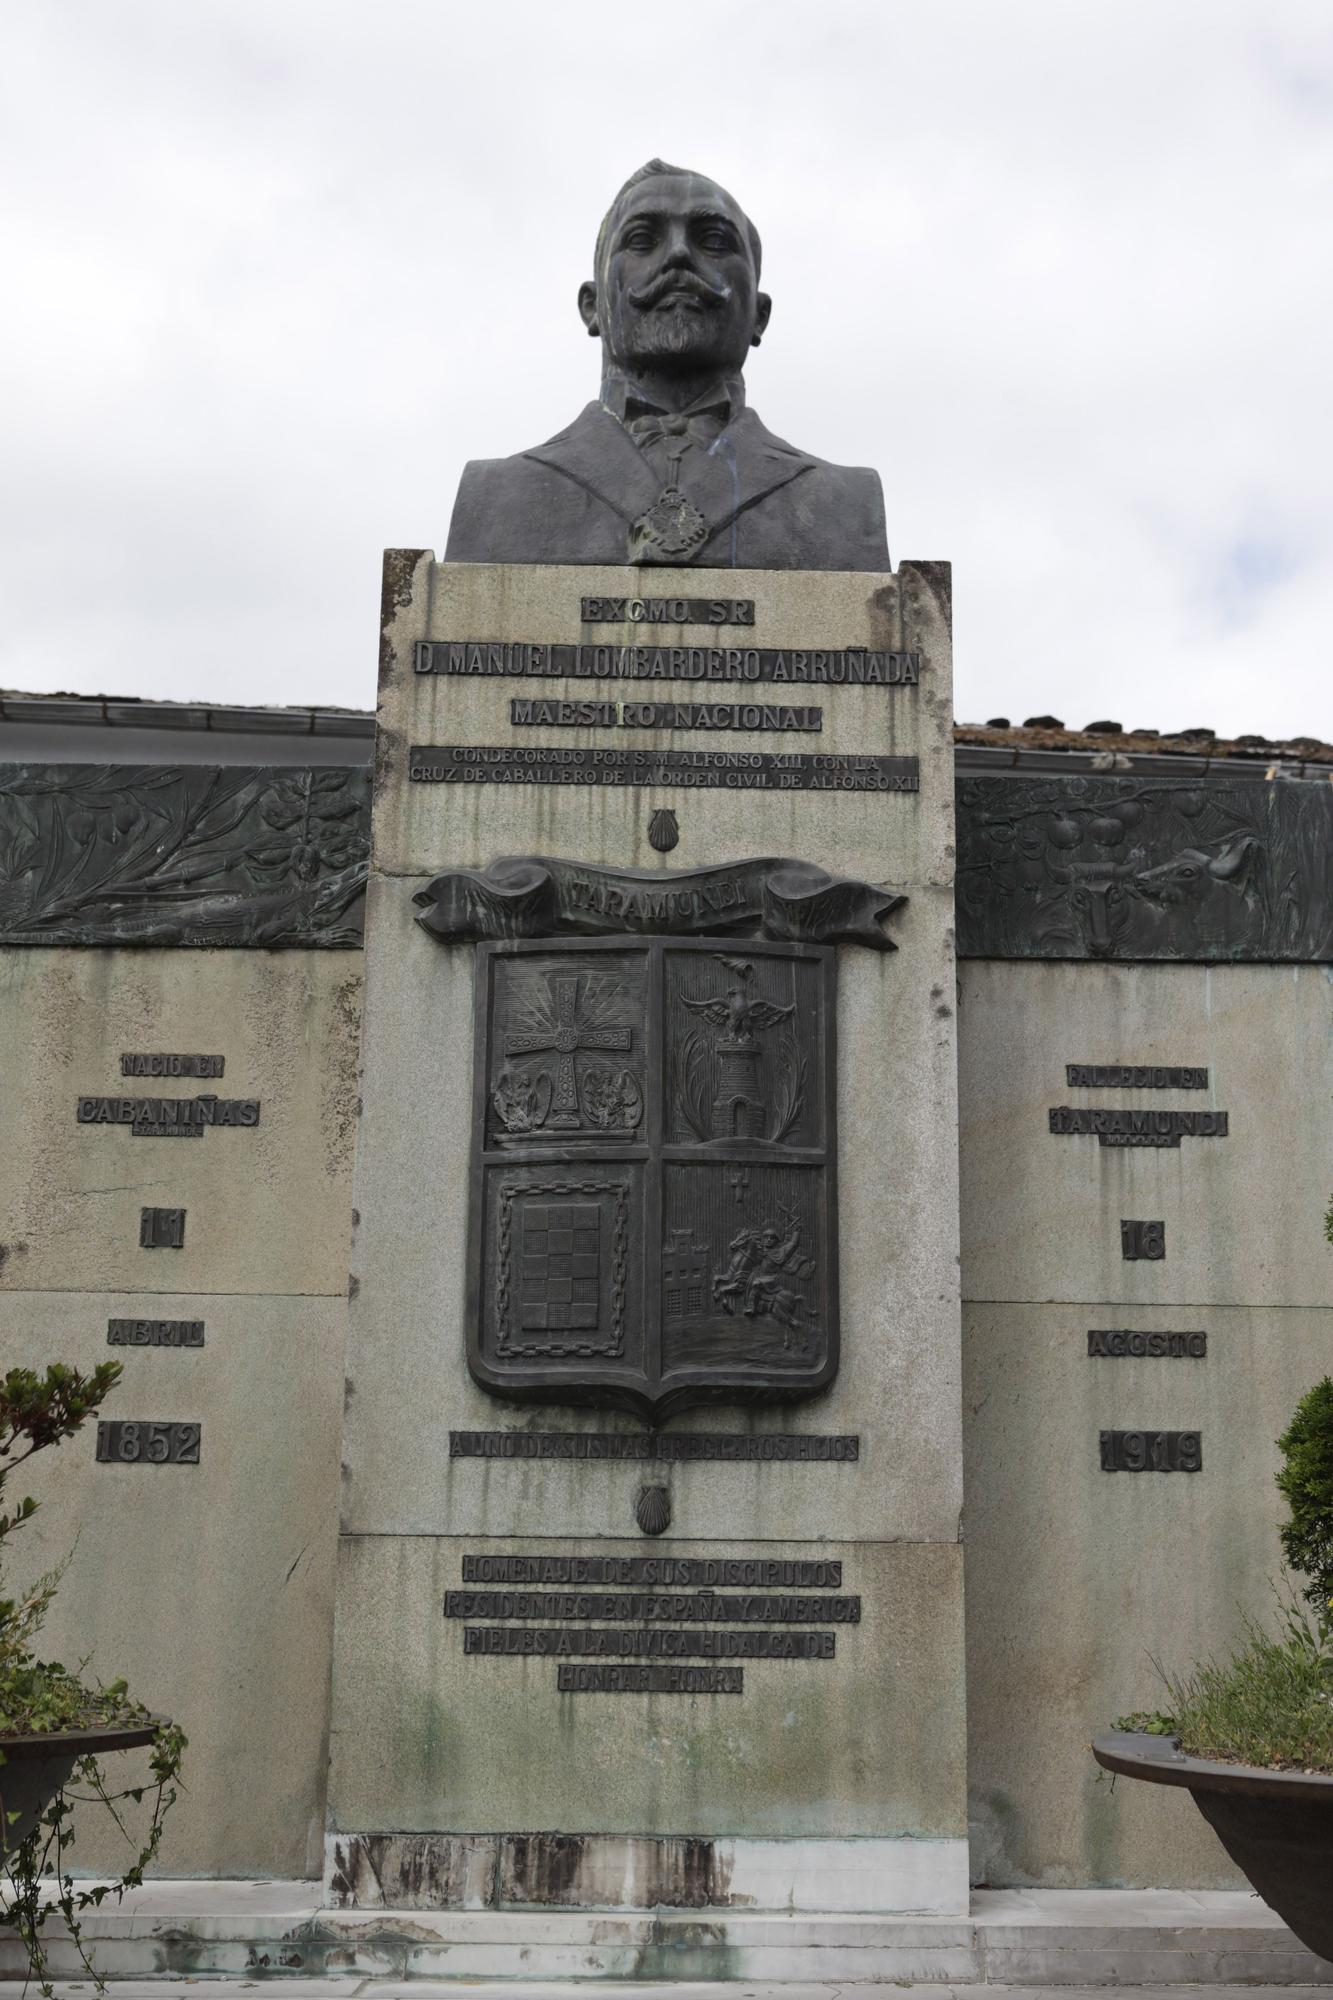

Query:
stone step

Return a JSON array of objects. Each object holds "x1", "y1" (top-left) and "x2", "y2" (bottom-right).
[
  {"x1": 5, "y1": 1885, "x2": 1331, "y2": 1985},
  {"x1": 32, "y1": 1988, "x2": 1333, "y2": 2000}
]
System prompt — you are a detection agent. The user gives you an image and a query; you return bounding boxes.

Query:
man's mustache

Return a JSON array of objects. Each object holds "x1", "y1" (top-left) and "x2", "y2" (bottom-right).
[{"x1": 627, "y1": 270, "x2": 728, "y2": 311}]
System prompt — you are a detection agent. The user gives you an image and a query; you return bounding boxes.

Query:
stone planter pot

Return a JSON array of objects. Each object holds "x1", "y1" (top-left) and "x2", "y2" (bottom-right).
[
  {"x1": 1094, "y1": 1729, "x2": 1333, "y2": 1964},
  {"x1": 1, "y1": 1721, "x2": 161, "y2": 1854}
]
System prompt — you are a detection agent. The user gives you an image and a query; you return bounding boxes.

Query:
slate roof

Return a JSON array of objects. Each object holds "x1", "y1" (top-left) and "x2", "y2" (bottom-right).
[
  {"x1": 1, "y1": 690, "x2": 1330, "y2": 779},
  {"x1": 954, "y1": 716, "x2": 1333, "y2": 769}
]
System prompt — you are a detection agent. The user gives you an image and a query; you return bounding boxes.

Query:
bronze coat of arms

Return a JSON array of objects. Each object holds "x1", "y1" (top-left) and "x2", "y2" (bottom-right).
[{"x1": 468, "y1": 936, "x2": 836, "y2": 1420}]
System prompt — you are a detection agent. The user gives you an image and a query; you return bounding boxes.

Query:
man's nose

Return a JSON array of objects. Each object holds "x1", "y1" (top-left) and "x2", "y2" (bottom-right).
[{"x1": 656, "y1": 222, "x2": 699, "y2": 269}]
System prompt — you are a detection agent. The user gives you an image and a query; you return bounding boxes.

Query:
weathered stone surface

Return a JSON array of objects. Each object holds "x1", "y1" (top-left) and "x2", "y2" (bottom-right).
[
  {"x1": 0, "y1": 936, "x2": 361, "y2": 1876},
  {"x1": 322, "y1": 1829, "x2": 968, "y2": 1914},
  {"x1": 329, "y1": 1536, "x2": 964, "y2": 1841},
  {"x1": 325, "y1": 1832, "x2": 498, "y2": 1909},
  {"x1": 7, "y1": 517, "x2": 1332, "y2": 1924},
  {"x1": 963, "y1": 1301, "x2": 1333, "y2": 1888},
  {"x1": 371, "y1": 556, "x2": 955, "y2": 892},
  {"x1": 957, "y1": 952, "x2": 1333, "y2": 1890},
  {"x1": 494, "y1": 1830, "x2": 968, "y2": 1914},
  {"x1": 338, "y1": 872, "x2": 961, "y2": 1544},
  {"x1": 0, "y1": 946, "x2": 361, "y2": 1295},
  {"x1": 336, "y1": 553, "x2": 962, "y2": 1898},
  {"x1": 6, "y1": 1881, "x2": 1331, "y2": 1986},
  {"x1": 4, "y1": 1288, "x2": 346, "y2": 1877},
  {"x1": 958, "y1": 959, "x2": 1331, "y2": 1309},
  {"x1": 329, "y1": 554, "x2": 962, "y2": 1895}
]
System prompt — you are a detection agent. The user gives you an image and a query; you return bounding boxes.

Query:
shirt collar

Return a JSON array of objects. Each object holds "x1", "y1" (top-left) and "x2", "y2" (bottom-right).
[{"x1": 600, "y1": 372, "x2": 746, "y2": 429}]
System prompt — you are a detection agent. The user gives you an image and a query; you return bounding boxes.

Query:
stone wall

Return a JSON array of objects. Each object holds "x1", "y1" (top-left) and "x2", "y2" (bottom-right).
[
  {"x1": 2, "y1": 729, "x2": 1329, "y2": 1893},
  {"x1": 325, "y1": 554, "x2": 969, "y2": 1912},
  {"x1": 0, "y1": 767, "x2": 365, "y2": 1877},
  {"x1": 956, "y1": 771, "x2": 1333, "y2": 1888}
]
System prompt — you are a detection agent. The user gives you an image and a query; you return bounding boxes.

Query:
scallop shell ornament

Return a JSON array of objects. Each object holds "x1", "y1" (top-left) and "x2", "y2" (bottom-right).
[
  {"x1": 635, "y1": 1484, "x2": 671, "y2": 1536},
  {"x1": 648, "y1": 808, "x2": 679, "y2": 854}
]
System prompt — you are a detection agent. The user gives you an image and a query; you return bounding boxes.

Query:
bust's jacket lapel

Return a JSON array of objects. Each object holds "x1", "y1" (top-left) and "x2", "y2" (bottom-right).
[
  {"x1": 685, "y1": 411, "x2": 816, "y2": 560},
  {"x1": 524, "y1": 404, "x2": 660, "y2": 525},
  {"x1": 521, "y1": 401, "x2": 818, "y2": 563}
]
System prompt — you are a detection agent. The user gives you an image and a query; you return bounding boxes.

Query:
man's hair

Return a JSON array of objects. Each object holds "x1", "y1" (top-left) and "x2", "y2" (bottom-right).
[{"x1": 595, "y1": 159, "x2": 763, "y2": 277}]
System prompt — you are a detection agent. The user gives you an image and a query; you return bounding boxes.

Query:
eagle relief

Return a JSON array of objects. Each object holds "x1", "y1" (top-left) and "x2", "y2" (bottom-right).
[
  {"x1": 467, "y1": 934, "x2": 837, "y2": 1418},
  {"x1": 679, "y1": 955, "x2": 800, "y2": 1142}
]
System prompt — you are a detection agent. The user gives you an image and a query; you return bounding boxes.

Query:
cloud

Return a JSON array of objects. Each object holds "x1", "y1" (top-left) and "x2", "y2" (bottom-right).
[{"x1": 1, "y1": 0, "x2": 1330, "y2": 737}]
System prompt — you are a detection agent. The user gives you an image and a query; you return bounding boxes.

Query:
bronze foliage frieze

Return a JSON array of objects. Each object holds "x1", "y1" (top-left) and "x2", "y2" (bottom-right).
[
  {"x1": 0, "y1": 764, "x2": 370, "y2": 948},
  {"x1": 955, "y1": 772, "x2": 1333, "y2": 962}
]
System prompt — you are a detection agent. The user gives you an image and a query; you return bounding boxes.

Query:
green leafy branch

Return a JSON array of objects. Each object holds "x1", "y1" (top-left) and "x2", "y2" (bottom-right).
[
  {"x1": 1, "y1": 1359, "x2": 185, "y2": 1992},
  {"x1": 2, "y1": 1720, "x2": 186, "y2": 1998}
]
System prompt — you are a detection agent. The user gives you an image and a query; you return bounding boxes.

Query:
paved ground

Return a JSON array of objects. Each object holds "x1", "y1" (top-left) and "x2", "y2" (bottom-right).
[
  {"x1": 22, "y1": 1889, "x2": 1330, "y2": 1991},
  {"x1": 40, "y1": 1985, "x2": 1333, "y2": 1998}
]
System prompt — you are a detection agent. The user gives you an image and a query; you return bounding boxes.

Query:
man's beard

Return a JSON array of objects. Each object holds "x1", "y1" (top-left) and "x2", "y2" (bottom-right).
[
  {"x1": 618, "y1": 270, "x2": 735, "y2": 367},
  {"x1": 627, "y1": 301, "x2": 722, "y2": 360}
]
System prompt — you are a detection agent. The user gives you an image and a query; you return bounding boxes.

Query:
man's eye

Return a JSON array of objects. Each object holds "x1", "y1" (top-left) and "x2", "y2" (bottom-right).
[
  {"x1": 622, "y1": 228, "x2": 656, "y2": 251},
  {"x1": 699, "y1": 228, "x2": 736, "y2": 251}
]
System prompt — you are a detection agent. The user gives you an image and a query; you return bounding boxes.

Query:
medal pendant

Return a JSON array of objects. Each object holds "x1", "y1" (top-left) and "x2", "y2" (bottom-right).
[{"x1": 629, "y1": 485, "x2": 710, "y2": 565}]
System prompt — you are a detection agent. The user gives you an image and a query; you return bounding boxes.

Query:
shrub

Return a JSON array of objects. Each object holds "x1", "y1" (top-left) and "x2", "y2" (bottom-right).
[
  {"x1": 1276, "y1": 1376, "x2": 1333, "y2": 1614},
  {"x1": 1, "y1": 1362, "x2": 185, "y2": 1993}
]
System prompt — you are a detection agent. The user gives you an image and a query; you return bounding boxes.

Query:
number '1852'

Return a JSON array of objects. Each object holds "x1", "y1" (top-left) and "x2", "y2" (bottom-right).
[{"x1": 95, "y1": 1420, "x2": 201, "y2": 1465}]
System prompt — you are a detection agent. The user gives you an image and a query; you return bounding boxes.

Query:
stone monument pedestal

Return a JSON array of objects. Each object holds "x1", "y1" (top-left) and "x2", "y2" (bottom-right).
[{"x1": 327, "y1": 556, "x2": 964, "y2": 1919}]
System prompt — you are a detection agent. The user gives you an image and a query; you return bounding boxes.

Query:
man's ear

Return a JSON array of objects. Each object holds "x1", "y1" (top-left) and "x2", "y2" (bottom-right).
[
  {"x1": 578, "y1": 280, "x2": 600, "y2": 339},
  {"x1": 751, "y1": 291, "x2": 772, "y2": 348}
]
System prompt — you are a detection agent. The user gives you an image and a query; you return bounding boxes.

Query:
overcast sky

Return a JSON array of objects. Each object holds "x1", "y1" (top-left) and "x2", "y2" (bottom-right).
[{"x1": 3, "y1": 0, "x2": 1330, "y2": 737}]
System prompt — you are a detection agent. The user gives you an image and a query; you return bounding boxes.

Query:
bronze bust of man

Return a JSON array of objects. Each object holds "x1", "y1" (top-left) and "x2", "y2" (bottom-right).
[{"x1": 445, "y1": 161, "x2": 889, "y2": 572}]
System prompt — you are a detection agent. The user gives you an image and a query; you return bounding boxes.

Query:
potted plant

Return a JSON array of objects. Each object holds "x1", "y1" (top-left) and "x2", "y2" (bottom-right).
[
  {"x1": 1, "y1": 1361, "x2": 185, "y2": 1990},
  {"x1": 1094, "y1": 1372, "x2": 1333, "y2": 1962}
]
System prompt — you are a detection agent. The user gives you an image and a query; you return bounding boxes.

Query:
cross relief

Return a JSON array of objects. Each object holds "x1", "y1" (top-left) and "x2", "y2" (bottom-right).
[{"x1": 503, "y1": 973, "x2": 633, "y2": 1129}]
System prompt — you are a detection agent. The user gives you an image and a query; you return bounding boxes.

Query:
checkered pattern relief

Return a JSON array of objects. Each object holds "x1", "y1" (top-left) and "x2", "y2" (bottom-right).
[{"x1": 520, "y1": 1202, "x2": 601, "y2": 1331}]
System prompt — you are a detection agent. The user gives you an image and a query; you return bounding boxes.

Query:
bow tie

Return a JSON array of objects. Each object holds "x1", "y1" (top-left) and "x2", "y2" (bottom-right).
[{"x1": 623, "y1": 398, "x2": 731, "y2": 453}]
